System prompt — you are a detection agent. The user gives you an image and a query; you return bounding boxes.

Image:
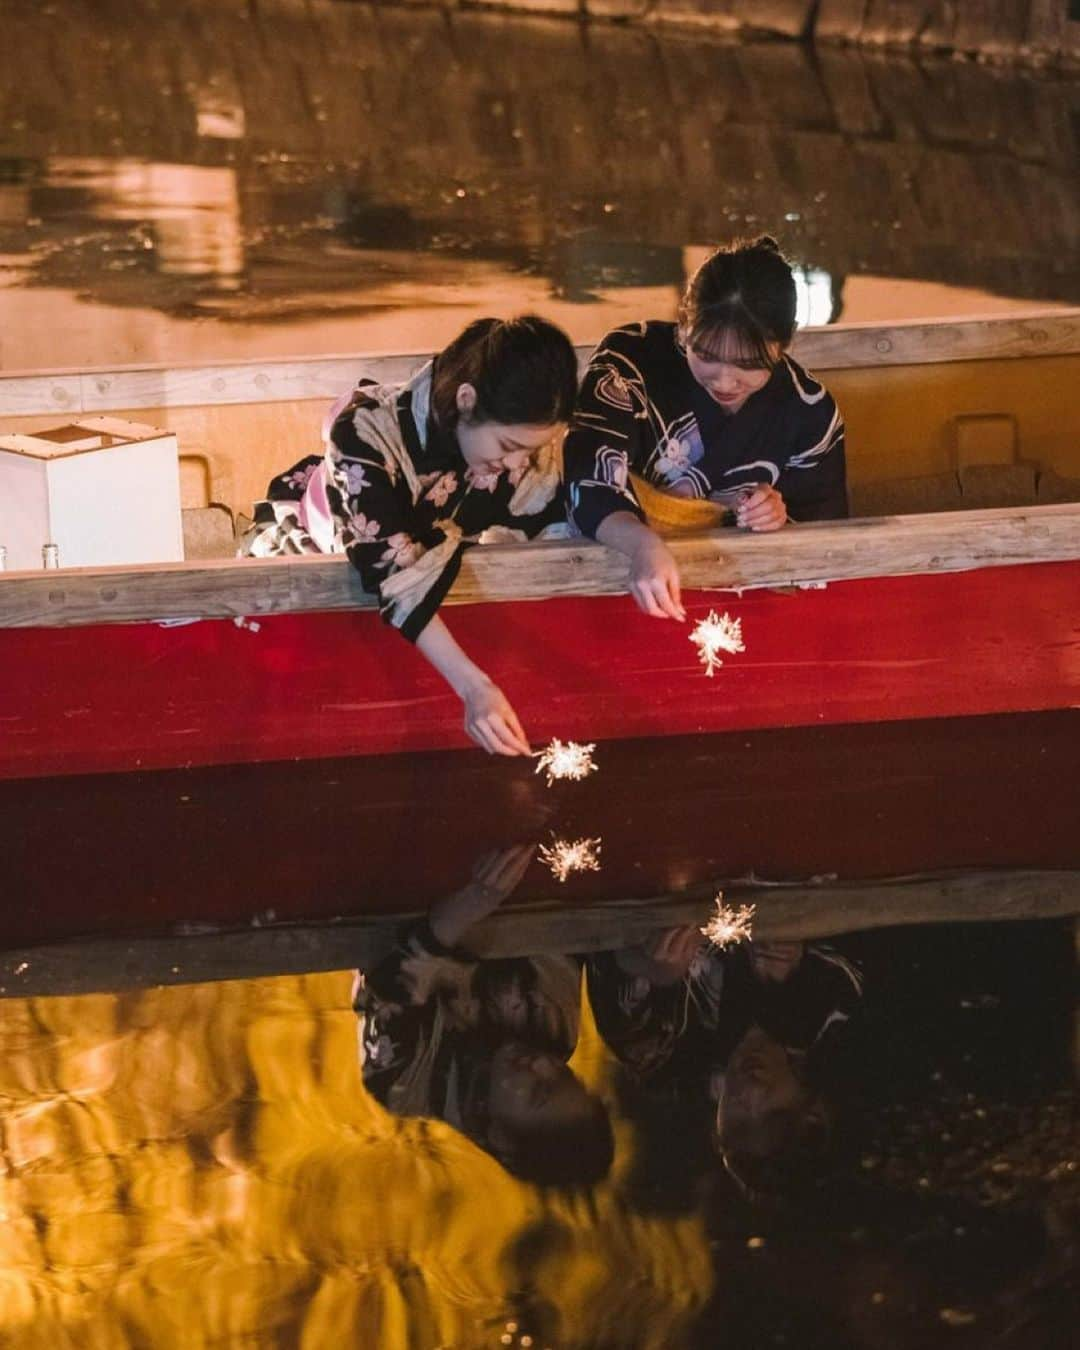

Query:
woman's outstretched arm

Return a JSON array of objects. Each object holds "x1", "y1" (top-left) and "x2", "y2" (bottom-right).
[{"x1": 416, "y1": 615, "x2": 532, "y2": 757}]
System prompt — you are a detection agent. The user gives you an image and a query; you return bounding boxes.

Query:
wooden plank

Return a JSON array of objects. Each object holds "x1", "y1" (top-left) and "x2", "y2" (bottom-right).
[
  {"x1": 0, "y1": 372, "x2": 84, "y2": 417},
  {"x1": 2, "y1": 501, "x2": 1080, "y2": 630},
  {"x1": 75, "y1": 355, "x2": 419, "y2": 413},
  {"x1": 1, "y1": 312, "x2": 1077, "y2": 417},
  {"x1": 1, "y1": 869, "x2": 1075, "y2": 998}
]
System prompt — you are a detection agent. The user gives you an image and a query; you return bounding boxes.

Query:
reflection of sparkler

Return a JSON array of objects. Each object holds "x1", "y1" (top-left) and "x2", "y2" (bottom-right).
[
  {"x1": 539, "y1": 836, "x2": 602, "y2": 883},
  {"x1": 533, "y1": 738, "x2": 598, "y2": 787},
  {"x1": 700, "y1": 895, "x2": 755, "y2": 949},
  {"x1": 689, "y1": 610, "x2": 745, "y2": 677}
]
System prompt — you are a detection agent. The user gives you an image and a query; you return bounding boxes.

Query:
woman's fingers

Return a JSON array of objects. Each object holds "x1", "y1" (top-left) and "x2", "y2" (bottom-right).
[
  {"x1": 499, "y1": 842, "x2": 536, "y2": 889},
  {"x1": 736, "y1": 486, "x2": 787, "y2": 532},
  {"x1": 473, "y1": 712, "x2": 529, "y2": 757},
  {"x1": 632, "y1": 580, "x2": 669, "y2": 619},
  {"x1": 627, "y1": 534, "x2": 685, "y2": 621},
  {"x1": 665, "y1": 571, "x2": 686, "y2": 621},
  {"x1": 479, "y1": 843, "x2": 536, "y2": 893},
  {"x1": 500, "y1": 702, "x2": 532, "y2": 755},
  {"x1": 463, "y1": 681, "x2": 532, "y2": 756},
  {"x1": 632, "y1": 575, "x2": 685, "y2": 621}
]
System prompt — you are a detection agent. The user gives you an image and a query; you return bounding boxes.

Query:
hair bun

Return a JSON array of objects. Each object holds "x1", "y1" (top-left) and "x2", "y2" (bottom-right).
[{"x1": 756, "y1": 234, "x2": 782, "y2": 254}]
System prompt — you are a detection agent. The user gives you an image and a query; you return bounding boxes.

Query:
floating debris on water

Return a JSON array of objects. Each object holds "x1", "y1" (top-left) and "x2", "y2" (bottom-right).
[
  {"x1": 539, "y1": 835, "x2": 602, "y2": 883},
  {"x1": 689, "y1": 610, "x2": 745, "y2": 677},
  {"x1": 700, "y1": 896, "x2": 755, "y2": 949},
  {"x1": 533, "y1": 738, "x2": 597, "y2": 786},
  {"x1": 938, "y1": 1308, "x2": 977, "y2": 1327}
]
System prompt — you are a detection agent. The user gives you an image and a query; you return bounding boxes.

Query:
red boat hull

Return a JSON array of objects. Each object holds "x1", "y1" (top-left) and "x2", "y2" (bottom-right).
[
  {"x1": 2, "y1": 560, "x2": 1078, "y2": 781},
  {"x1": 3, "y1": 711, "x2": 1079, "y2": 947}
]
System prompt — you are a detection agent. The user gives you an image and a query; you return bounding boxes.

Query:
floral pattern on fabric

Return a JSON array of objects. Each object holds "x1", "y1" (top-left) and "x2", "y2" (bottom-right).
[{"x1": 245, "y1": 364, "x2": 567, "y2": 640}]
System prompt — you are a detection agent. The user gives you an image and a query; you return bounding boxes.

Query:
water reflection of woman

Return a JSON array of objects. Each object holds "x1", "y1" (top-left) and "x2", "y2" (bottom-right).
[
  {"x1": 588, "y1": 931, "x2": 862, "y2": 1203},
  {"x1": 354, "y1": 845, "x2": 614, "y2": 1187},
  {"x1": 246, "y1": 316, "x2": 578, "y2": 755},
  {"x1": 564, "y1": 236, "x2": 848, "y2": 620}
]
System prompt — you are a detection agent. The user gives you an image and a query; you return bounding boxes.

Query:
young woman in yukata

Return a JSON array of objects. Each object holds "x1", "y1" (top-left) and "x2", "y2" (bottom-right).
[
  {"x1": 355, "y1": 845, "x2": 614, "y2": 1188},
  {"x1": 247, "y1": 316, "x2": 579, "y2": 756},
  {"x1": 564, "y1": 236, "x2": 848, "y2": 621}
]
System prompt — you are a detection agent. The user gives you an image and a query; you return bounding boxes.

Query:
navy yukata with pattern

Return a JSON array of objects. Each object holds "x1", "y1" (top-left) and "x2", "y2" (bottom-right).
[{"x1": 564, "y1": 321, "x2": 849, "y2": 537}]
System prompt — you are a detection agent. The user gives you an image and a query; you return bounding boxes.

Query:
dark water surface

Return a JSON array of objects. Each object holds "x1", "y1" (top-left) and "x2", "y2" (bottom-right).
[
  {"x1": 0, "y1": 0, "x2": 1077, "y2": 372},
  {"x1": 1, "y1": 711, "x2": 1078, "y2": 1346}
]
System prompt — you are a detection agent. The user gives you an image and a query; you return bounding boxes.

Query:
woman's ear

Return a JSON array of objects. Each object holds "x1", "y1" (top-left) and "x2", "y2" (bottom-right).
[{"x1": 455, "y1": 382, "x2": 478, "y2": 417}]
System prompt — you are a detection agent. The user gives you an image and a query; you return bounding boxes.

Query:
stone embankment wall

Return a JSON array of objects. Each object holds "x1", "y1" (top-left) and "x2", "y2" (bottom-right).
[
  {"x1": 401, "y1": 0, "x2": 1080, "y2": 65},
  {"x1": 4, "y1": 2, "x2": 1077, "y2": 308}
]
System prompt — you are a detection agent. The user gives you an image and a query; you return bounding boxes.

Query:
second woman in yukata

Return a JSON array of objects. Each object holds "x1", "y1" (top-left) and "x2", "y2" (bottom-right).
[
  {"x1": 247, "y1": 316, "x2": 579, "y2": 756},
  {"x1": 564, "y1": 236, "x2": 848, "y2": 621}
]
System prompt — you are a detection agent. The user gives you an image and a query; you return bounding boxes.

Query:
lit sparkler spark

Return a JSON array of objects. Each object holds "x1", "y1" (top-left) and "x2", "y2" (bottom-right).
[
  {"x1": 689, "y1": 609, "x2": 745, "y2": 677},
  {"x1": 533, "y1": 738, "x2": 598, "y2": 787},
  {"x1": 539, "y1": 835, "x2": 602, "y2": 883},
  {"x1": 700, "y1": 895, "x2": 755, "y2": 949}
]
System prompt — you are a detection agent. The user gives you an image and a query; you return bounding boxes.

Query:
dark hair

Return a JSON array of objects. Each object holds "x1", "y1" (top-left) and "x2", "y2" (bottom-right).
[
  {"x1": 461, "y1": 1043, "x2": 615, "y2": 1189},
  {"x1": 431, "y1": 315, "x2": 579, "y2": 429},
  {"x1": 492, "y1": 1092, "x2": 615, "y2": 1188},
  {"x1": 678, "y1": 235, "x2": 797, "y2": 368}
]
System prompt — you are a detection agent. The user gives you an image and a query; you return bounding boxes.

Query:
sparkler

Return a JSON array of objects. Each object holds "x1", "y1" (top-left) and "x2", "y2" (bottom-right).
[
  {"x1": 689, "y1": 609, "x2": 745, "y2": 677},
  {"x1": 533, "y1": 738, "x2": 598, "y2": 787},
  {"x1": 700, "y1": 895, "x2": 755, "y2": 949},
  {"x1": 539, "y1": 835, "x2": 602, "y2": 883}
]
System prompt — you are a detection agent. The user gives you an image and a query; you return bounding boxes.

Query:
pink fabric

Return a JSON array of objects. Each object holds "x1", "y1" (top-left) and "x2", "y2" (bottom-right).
[
  {"x1": 299, "y1": 384, "x2": 356, "y2": 553},
  {"x1": 299, "y1": 462, "x2": 336, "y2": 554}
]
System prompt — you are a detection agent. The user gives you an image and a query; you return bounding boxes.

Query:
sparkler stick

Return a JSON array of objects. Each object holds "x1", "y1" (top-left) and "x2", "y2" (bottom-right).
[
  {"x1": 538, "y1": 835, "x2": 602, "y2": 884},
  {"x1": 700, "y1": 895, "x2": 755, "y2": 949},
  {"x1": 532, "y1": 738, "x2": 598, "y2": 787},
  {"x1": 689, "y1": 609, "x2": 745, "y2": 677}
]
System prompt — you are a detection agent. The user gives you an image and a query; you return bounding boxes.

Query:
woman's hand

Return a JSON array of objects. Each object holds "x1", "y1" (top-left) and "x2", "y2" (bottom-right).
[
  {"x1": 462, "y1": 677, "x2": 533, "y2": 757},
  {"x1": 735, "y1": 485, "x2": 788, "y2": 532},
  {"x1": 470, "y1": 843, "x2": 536, "y2": 901},
  {"x1": 596, "y1": 512, "x2": 686, "y2": 621},
  {"x1": 414, "y1": 616, "x2": 531, "y2": 756},
  {"x1": 430, "y1": 843, "x2": 538, "y2": 947},
  {"x1": 628, "y1": 531, "x2": 686, "y2": 621}
]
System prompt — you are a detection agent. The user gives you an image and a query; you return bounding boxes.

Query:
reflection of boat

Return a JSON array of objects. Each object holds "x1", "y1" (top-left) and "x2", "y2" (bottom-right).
[
  {"x1": 1, "y1": 710, "x2": 1077, "y2": 960},
  {"x1": 1, "y1": 313, "x2": 1079, "y2": 782}
]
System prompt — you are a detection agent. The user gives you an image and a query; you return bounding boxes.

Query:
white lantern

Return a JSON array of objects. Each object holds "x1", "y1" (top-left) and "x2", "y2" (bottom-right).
[{"x1": 0, "y1": 416, "x2": 183, "y2": 570}]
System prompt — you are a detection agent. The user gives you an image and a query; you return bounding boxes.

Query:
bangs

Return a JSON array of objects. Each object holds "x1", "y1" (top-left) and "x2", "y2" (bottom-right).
[{"x1": 685, "y1": 305, "x2": 778, "y2": 368}]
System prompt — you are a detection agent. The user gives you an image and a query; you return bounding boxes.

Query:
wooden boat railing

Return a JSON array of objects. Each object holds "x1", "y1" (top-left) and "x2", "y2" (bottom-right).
[
  {"x1": 2, "y1": 311, "x2": 1078, "y2": 418},
  {"x1": 2, "y1": 868, "x2": 1077, "y2": 998},
  {"x1": 2, "y1": 500, "x2": 1080, "y2": 630}
]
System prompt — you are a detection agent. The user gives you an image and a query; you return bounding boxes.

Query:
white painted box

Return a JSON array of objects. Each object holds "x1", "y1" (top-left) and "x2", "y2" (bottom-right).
[{"x1": 0, "y1": 416, "x2": 183, "y2": 570}]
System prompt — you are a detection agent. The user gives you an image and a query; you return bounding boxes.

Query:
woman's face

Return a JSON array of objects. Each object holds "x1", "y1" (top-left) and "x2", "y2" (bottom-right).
[
  {"x1": 487, "y1": 1044, "x2": 588, "y2": 1132},
  {"x1": 456, "y1": 419, "x2": 560, "y2": 478},
  {"x1": 682, "y1": 330, "x2": 781, "y2": 415},
  {"x1": 454, "y1": 383, "x2": 561, "y2": 478}
]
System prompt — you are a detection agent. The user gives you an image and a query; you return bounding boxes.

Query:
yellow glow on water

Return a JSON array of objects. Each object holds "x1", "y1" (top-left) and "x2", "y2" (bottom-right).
[{"x1": 0, "y1": 973, "x2": 714, "y2": 1346}]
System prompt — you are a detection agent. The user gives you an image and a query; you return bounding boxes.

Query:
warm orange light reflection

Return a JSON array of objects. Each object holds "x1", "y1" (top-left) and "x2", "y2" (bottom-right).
[{"x1": 0, "y1": 973, "x2": 713, "y2": 1346}]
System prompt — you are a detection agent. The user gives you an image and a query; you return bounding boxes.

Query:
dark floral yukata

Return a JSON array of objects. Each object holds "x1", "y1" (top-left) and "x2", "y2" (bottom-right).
[
  {"x1": 564, "y1": 321, "x2": 848, "y2": 537},
  {"x1": 355, "y1": 919, "x2": 582, "y2": 1129},
  {"x1": 247, "y1": 363, "x2": 566, "y2": 640}
]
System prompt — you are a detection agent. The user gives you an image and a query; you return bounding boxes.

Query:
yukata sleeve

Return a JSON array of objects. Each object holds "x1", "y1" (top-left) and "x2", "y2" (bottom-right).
[
  {"x1": 563, "y1": 334, "x2": 649, "y2": 538},
  {"x1": 331, "y1": 414, "x2": 465, "y2": 642},
  {"x1": 584, "y1": 951, "x2": 690, "y2": 1080},
  {"x1": 353, "y1": 919, "x2": 461, "y2": 1105},
  {"x1": 775, "y1": 388, "x2": 849, "y2": 522}
]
